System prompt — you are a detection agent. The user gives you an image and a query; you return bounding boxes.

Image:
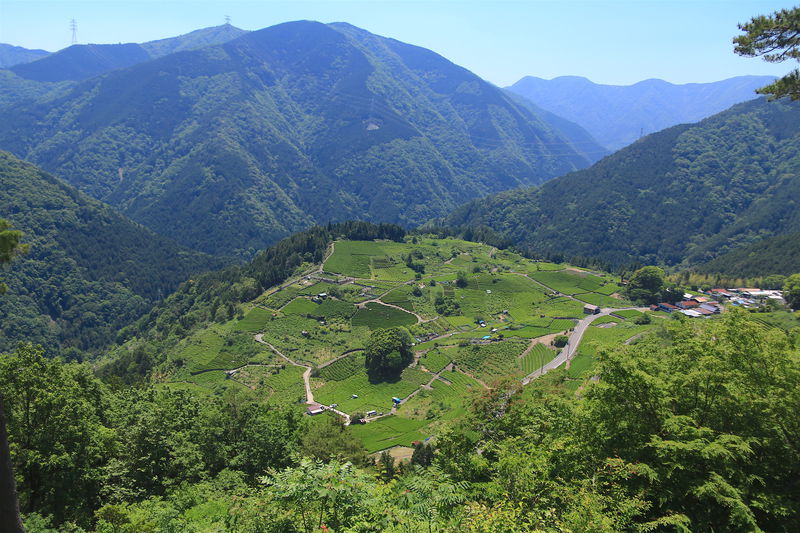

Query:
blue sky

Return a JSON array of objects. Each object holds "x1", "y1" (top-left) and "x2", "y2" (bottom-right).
[{"x1": 0, "y1": 0, "x2": 793, "y2": 86}]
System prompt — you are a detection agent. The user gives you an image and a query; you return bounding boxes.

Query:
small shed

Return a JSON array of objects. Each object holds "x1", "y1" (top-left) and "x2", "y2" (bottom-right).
[
  {"x1": 583, "y1": 304, "x2": 600, "y2": 315},
  {"x1": 306, "y1": 404, "x2": 325, "y2": 415}
]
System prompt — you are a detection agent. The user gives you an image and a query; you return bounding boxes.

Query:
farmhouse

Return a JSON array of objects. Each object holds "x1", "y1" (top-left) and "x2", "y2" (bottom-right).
[
  {"x1": 708, "y1": 288, "x2": 734, "y2": 298},
  {"x1": 658, "y1": 303, "x2": 679, "y2": 312},
  {"x1": 676, "y1": 301, "x2": 700, "y2": 309},
  {"x1": 699, "y1": 302, "x2": 721, "y2": 314}
]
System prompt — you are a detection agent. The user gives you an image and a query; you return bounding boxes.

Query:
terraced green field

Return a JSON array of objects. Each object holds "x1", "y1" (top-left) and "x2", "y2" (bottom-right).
[
  {"x1": 419, "y1": 348, "x2": 453, "y2": 373},
  {"x1": 352, "y1": 302, "x2": 417, "y2": 328},
  {"x1": 519, "y1": 343, "x2": 558, "y2": 374},
  {"x1": 312, "y1": 363, "x2": 431, "y2": 414},
  {"x1": 165, "y1": 235, "x2": 667, "y2": 453},
  {"x1": 348, "y1": 416, "x2": 429, "y2": 453}
]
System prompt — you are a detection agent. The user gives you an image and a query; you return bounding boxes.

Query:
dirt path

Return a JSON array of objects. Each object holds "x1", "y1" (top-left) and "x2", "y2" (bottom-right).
[
  {"x1": 356, "y1": 298, "x2": 426, "y2": 324},
  {"x1": 190, "y1": 362, "x2": 281, "y2": 376},
  {"x1": 317, "y1": 348, "x2": 364, "y2": 369},
  {"x1": 254, "y1": 333, "x2": 314, "y2": 405},
  {"x1": 517, "y1": 334, "x2": 564, "y2": 360},
  {"x1": 317, "y1": 241, "x2": 335, "y2": 273},
  {"x1": 453, "y1": 366, "x2": 490, "y2": 389}
]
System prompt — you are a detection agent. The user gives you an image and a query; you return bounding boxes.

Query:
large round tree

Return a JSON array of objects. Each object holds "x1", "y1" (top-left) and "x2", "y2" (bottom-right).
[{"x1": 364, "y1": 327, "x2": 413, "y2": 383}]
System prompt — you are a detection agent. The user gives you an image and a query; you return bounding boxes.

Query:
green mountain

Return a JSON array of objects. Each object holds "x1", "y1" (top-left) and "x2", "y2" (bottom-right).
[
  {"x1": 0, "y1": 151, "x2": 224, "y2": 355},
  {"x1": 446, "y1": 97, "x2": 800, "y2": 269},
  {"x1": 0, "y1": 43, "x2": 50, "y2": 68},
  {"x1": 141, "y1": 24, "x2": 248, "y2": 58},
  {"x1": 7, "y1": 25, "x2": 247, "y2": 82},
  {"x1": 695, "y1": 232, "x2": 800, "y2": 278},
  {"x1": 9, "y1": 43, "x2": 151, "y2": 82},
  {"x1": 0, "y1": 21, "x2": 594, "y2": 257},
  {"x1": 507, "y1": 75, "x2": 776, "y2": 150},
  {"x1": 504, "y1": 90, "x2": 610, "y2": 163}
]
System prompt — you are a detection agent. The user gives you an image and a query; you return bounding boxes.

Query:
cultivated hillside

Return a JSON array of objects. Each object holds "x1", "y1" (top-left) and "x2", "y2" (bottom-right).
[
  {"x1": 0, "y1": 21, "x2": 595, "y2": 256},
  {"x1": 446, "y1": 97, "x2": 800, "y2": 268},
  {"x1": 507, "y1": 75, "x2": 775, "y2": 150},
  {"x1": 0, "y1": 151, "x2": 224, "y2": 355}
]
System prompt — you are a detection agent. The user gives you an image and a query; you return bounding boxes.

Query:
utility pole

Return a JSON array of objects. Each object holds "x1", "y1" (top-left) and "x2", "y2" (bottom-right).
[{"x1": 70, "y1": 19, "x2": 77, "y2": 45}]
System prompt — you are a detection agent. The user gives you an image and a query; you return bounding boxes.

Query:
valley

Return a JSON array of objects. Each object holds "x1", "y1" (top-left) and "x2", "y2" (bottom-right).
[{"x1": 1, "y1": 5, "x2": 799, "y2": 531}]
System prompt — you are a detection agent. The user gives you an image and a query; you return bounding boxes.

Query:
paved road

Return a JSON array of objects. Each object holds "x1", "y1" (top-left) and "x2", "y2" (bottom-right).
[{"x1": 522, "y1": 307, "x2": 648, "y2": 384}]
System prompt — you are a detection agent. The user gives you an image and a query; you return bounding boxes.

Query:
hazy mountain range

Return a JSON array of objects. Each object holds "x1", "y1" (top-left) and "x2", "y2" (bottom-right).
[
  {"x1": 507, "y1": 75, "x2": 776, "y2": 150},
  {"x1": 3, "y1": 25, "x2": 247, "y2": 80},
  {"x1": 0, "y1": 43, "x2": 50, "y2": 68}
]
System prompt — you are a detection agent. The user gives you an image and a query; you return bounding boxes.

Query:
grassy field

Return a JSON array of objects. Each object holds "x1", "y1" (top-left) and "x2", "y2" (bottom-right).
[{"x1": 753, "y1": 310, "x2": 800, "y2": 331}]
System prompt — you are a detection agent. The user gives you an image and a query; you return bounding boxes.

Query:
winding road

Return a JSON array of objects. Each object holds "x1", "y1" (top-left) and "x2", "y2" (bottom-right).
[{"x1": 521, "y1": 306, "x2": 649, "y2": 384}]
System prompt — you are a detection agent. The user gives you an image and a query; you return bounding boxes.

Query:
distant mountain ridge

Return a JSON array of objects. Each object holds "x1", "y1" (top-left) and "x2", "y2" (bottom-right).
[
  {"x1": 507, "y1": 75, "x2": 776, "y2": 150},
  {"x1": 6, "y1": 24, "x2": 247, "y2": 82},
  {"x1": 0, "y1": 20, "x2": 595, "y2": 257},
  {"x1": 0, "y1": 43, "x2": 50, "y2": 68},
  {"x1": 446, "y1": 97, "x2": 800, "y2": 270}
]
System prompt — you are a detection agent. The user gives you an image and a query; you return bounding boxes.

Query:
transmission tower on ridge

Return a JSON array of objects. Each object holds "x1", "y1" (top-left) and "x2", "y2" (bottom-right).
[
  {"x1": 225, "y1": 15, "x2": 231, "y2": 25},
  {"x1": 70, "y1": 19, "x2": 77, "y2": 45}
]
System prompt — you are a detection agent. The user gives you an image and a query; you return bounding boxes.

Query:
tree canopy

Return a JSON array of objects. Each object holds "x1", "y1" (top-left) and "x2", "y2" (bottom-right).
[
  {"x1": 735, "y1": 6, "x2": 800, "y2": 100},
  {"x1": 364, "y1": 327, "x2": 413, "y2": 382},
  {"x1": 0, "y1": 218, "x2": 27, "y2": 294},
  {"x1": 784, "y1": 273, "x2": 800, "y2": 309}
]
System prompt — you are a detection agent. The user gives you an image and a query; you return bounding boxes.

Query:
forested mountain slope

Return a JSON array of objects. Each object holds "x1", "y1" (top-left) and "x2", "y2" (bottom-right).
[
  {"x1": 504, "y1": 90, "x2": 610, "y2": 163},
  {"x1": 0, "y1": 151, "x2": 224, "y2": 355},
  {"x1": 7, "y1": 25, "x2": 246, "y2": 82},
  {"x1": 9, "y1": 43, "x2": 151, "y2": 82},
  {"x1": 141, "y1": 24, "x2": 248, "y2": 58},
  {"x1": 0, "y1": 20, "x2": 594, "y2": 256},
  {"x1": 695, "y1": 232, "x2": 800, "y2": 277},
  {"x1": 508, "y1": 75, "x2": 775, "y2": 150},
  {"x1": 446, "y1": 97, "x2": 800, "y2": 269}
]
